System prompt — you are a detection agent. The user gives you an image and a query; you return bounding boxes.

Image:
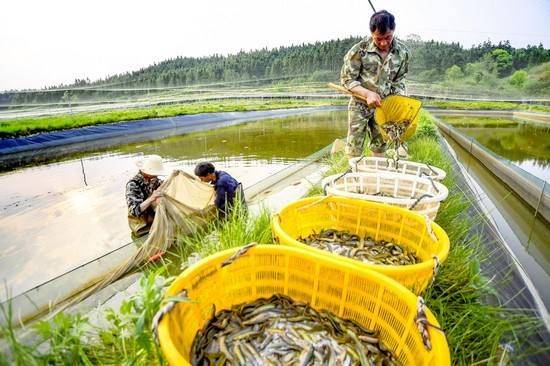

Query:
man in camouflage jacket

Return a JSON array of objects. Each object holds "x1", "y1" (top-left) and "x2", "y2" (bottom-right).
[{"x1": 340, "y1": 10, "x2": 410, "y2": 157}]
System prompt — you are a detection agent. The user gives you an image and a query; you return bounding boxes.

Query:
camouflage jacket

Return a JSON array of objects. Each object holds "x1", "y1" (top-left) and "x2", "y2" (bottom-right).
[
  {"x1": 340, "y1": 37, "x2": 410, "y2": 98},
  {"x1": 125, "y1": 172, "x2": 162, "y2": 217}
]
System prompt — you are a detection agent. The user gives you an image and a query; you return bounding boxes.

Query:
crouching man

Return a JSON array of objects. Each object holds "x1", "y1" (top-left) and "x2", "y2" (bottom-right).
[
  {"x1": 194, "y1": 162, "x2": 244, "y2": 220},
  {"x1": 126, "y1": 155, "x2": 167, "y2": 236}
]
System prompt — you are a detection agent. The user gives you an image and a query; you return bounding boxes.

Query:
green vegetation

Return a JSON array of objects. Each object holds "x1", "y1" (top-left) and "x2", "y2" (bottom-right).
[
  {"x1": 439, "y1": 116, "x2": 519, "y2": 127},
  {"x1": 424, "y1": 99, "x2": 550, "y2": 113},
  {"x1": 0, "y1": 98, "x2": 345, "y2": 138}
]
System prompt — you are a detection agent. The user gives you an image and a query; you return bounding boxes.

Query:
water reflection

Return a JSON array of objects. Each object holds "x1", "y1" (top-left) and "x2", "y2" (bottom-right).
[{"x1": 0, "y1": 110, "x2": 347, "y2": 299}]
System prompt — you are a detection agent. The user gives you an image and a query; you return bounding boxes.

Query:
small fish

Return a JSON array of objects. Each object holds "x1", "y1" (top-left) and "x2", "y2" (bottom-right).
[{"x1": 191, "y1": 294, "x2": 398, "y2": 366}]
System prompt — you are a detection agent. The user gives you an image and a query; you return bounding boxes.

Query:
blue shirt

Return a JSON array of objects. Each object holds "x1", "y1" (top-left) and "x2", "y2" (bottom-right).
[{"x1": 213, "y1": 171, "x2": 239, "y2": 217}]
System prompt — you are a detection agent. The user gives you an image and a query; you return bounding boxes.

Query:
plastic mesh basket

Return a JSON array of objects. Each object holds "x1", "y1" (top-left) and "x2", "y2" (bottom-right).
[
  {"x1": 271, "y1": 196, "x2": 450, "y2": 293},
  {"x1": 374, "y1": 95, "x2": 422, "y2": 141},
  {"x1": 350, "y1": 156, "x2": 447, "y2": 181},
  {"x1": 157, "y1": 245, "x2": 450, "y2": 366},
  {"x1": 322, "y1": 172, "x2": 448, "y2": 220}
]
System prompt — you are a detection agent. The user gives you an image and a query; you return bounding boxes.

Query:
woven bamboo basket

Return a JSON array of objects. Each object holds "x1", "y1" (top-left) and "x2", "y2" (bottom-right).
[
  {"x1": 322, "y1": 171, "x2": 448, "y2": 220},
  {"x1": 271, "y1": 196, "x2": 450, "y2": 293},
  {"x1": 350, "y1": 156, "x2": 447, "y2": 181},
  {"x1": 157, "y1": 245, "x2": 450, "y2": 366}
]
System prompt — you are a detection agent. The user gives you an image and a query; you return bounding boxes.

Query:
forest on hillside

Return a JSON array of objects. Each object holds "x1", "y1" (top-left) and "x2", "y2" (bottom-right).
[{"x1": 3, "y1": 35, "x2": 549, "y2": 104}]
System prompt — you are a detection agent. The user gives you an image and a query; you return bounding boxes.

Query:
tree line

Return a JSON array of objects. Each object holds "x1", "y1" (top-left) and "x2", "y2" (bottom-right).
[{"x1": 2, "y1": 35, "x2": 549, "y2": 105}]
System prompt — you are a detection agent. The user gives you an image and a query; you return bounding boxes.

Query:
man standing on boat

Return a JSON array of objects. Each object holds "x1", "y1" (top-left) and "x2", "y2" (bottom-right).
[
  {"x1": 340, "y1": 10, "x2": 410, "y2": 158},
  {"x1": 126, "y1": 155, "x2": 166, "y2": 236}
]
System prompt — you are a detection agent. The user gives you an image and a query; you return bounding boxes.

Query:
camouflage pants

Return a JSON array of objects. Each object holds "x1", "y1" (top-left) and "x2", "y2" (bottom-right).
[{"x1": 345, "y1": 99, "x2": 386, "y2": 157}]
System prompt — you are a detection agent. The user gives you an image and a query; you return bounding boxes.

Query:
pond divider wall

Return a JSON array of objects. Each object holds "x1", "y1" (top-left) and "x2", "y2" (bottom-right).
[{"x1": 435, "y1": 117, "x2": 550, "y2": 223}]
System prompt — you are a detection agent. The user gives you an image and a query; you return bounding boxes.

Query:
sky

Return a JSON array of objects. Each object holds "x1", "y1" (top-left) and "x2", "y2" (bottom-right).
[{"x1": 1, "y1": 0, "x2": 549, "y2": 91}]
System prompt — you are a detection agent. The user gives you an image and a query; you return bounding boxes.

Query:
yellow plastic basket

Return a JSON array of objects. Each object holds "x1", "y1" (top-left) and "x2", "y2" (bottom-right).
[
  {"x1": 157, "y1": 245, "x2": 450, "y2": 366},
  {"x1": 374, "y1": 95, "x2": 422, "y2": 141},
  {"x1": 272, "y1": 196, "x2": 450, "y2": 293}
]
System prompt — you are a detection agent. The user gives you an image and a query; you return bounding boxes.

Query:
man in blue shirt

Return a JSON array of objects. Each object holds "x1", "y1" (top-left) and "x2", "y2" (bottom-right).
[{"x1": 194, "y1": 162, "x2": 243, "y2": 220}]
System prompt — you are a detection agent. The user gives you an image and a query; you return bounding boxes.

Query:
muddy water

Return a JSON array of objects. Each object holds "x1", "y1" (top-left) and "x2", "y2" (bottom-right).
[{"x1": 0, "y1": 110, "x2": 347, "y2": 299}]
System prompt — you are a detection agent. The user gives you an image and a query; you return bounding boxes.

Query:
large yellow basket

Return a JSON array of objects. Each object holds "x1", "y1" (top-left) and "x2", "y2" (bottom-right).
[
  {"x1": 157, "y1": 245, "x2": 450, "y2": 366},
  {"x1": 272, "y1": 196, "x2": 450, "y2": 293}
]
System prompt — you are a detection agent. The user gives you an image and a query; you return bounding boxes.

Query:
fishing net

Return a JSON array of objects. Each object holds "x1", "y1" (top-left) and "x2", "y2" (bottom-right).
[
  {"x1": 58, "y1": 170, "x2": 216, "y2": 310},
  {"x1": 128, "y1": 170, "x2": 216, "y2": 240},
  {"x1": 142, "y1": 170, "x2": 215, "y2": 248}
]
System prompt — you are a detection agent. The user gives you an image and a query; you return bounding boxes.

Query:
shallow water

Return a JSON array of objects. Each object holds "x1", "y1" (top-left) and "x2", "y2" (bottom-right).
[{"x1": 0, "y1": 110, "x2": 347, "y2": 299}]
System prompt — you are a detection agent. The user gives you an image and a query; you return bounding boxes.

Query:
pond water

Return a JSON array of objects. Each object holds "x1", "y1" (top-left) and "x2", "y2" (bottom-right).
[
  {"x1": 441, "y1": 116, "x2": 550, "y2": 182},
  {"x1": 0, "y1": 110, "x2": 347, "y2": 300}
]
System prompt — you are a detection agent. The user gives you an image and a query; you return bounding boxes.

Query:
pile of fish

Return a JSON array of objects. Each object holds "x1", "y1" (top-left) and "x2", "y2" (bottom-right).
[
  {"x1": 299, "y1": 229, "x2": 419, "y2": 266},
  {"x1": 191, "y1": 294, "x2": 398, "y2": 365},
  {"x1": 380, "y1": 120, "x2": 410, "y2": 164},
  {"x1": 381, "y1": 120, "x2": 410, "y2": 143}
]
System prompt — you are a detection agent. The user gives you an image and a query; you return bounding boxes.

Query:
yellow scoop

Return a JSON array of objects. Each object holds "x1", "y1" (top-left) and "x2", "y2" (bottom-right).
[{"x1": 374, "y1": 95, "x2": 422, "y2": 141}]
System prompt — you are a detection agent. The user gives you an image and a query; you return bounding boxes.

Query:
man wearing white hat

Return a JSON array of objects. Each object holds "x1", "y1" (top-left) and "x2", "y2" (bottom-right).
[{"x1": 125, "y1": 155, "x2": 168, "y2": 236}]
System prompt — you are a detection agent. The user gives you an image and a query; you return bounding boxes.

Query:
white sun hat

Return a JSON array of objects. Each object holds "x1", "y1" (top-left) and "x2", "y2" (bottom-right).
[{"x1": 136, "y1": 155, "x2": 168, "y2": 176}]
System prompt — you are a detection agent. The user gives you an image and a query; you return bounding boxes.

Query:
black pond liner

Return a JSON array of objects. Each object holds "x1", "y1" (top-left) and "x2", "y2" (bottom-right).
[{"x1": 0, "y1": 106, "x2": 344, "y2": 170}]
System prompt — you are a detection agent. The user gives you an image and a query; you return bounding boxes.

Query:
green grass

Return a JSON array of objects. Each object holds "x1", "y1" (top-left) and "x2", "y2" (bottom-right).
[
  {"x1": 0, "y1": 98, "x2": 345, "y2": 138},
  {"x1": 405, "y1": 119, "x2": 547, "y2": 364},
  {"x1": 424, "y1": 100, "x2": 550, "y2": 113},
  {"x1": 438, "y1": 116, "x2": 518, "y2": 127}
]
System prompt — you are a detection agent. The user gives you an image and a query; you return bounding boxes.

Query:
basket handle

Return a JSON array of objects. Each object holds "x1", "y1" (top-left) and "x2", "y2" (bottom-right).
[
  {"x1": 322, "y1": 181, "x2": 330, "y2": 196},
  {"x1": 408, "y1": 193, "x2": 434, "y2": 210},
  {"x1": 151, "y1": 289, "x2": 189, "y2": 344},
  {"x1": 353, "y1": 155, "x2": 367, "y2": 171},
  {"x1": 423, "y1": 216, "x2": 438, "y2": 242},
  {"x1": 415, "y1": 296, "x2": 445, "y2": 351},
  {"x1": 430, "y1": 255, "x2": 440, "y2": 288},
  {"x1": 418, "y1": 173, "x2": 440, "y2": 194},
  {"x1": 220, "y1": 242, "x2": 257, "y2": 267}
]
